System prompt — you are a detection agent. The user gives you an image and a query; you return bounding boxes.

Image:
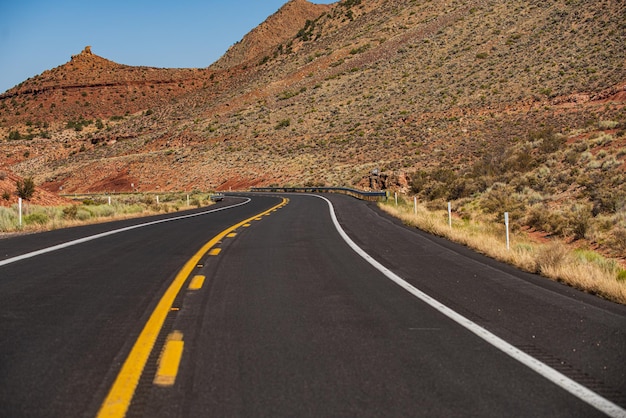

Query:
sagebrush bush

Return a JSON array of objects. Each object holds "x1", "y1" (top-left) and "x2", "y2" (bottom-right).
[
  {"x1": 479, "y1": 183, "x2": 525, "y2": 220},
  {"x1": 76, "y1": 208, "x2": 92, "y2": 221},
  {"x1": 608, "y1": 226, "x2": 626, "y2": 253},
  {"x1": 567, "y1": 203, "x2": 593, "y2": 239},
  {"x1": 535, "y1": 241, "x2": 569, "y2": 274},
  {"x1": 24, "y1": 212, "x2": 49, "y2": 225},
  {"x1": 62, "y1": 205, "x2": 78, "y2": 219}
]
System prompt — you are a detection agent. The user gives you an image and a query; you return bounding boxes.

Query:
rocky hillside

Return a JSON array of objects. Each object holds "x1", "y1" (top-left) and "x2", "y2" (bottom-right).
[
  {"x1": 0, "y1": 46, "x2": 219, "y2": 126},
  {"x1": 211, "y1": 0, "x2": 333, "y2": 70},
  {"x1": 0, "y1": 170, "x2": 70, "y2": 207},
  {"x1": 0, "y1": 0, "x2": 624, "y2": 198}
]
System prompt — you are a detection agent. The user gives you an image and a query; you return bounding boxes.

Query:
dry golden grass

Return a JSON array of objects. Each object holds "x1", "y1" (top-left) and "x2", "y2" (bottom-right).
[
  {"x1": 0, "y1": 193, "x2": 215, "y2": 236},
  {"x1": 380, "y1": 200, "x2": 626, "y2": 305}
]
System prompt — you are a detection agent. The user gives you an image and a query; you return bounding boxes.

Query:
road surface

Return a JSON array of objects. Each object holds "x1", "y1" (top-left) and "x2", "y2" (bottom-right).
[{"x1": 0, "y1": 193, "x2": 624, "y2": 417}]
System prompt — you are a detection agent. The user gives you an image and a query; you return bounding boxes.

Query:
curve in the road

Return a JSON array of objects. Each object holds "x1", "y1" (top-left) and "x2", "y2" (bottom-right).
[{"x1": 314, "y1": 194, "x2": 626, "y2": 418}]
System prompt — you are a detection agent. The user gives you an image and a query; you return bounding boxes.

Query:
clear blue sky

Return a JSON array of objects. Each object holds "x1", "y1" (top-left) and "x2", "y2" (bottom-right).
[{"x1": 0, "y1": 0, "x2": 336, "y2": 94}]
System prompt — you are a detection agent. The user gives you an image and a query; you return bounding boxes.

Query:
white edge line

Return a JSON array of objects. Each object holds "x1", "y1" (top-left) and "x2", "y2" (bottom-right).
[
  {"x1": 0, "y1": 198, "x2": 252, "y2": 268},
  {"x1": 314, "y1": 194, "x2": 626, "y2": 418}
]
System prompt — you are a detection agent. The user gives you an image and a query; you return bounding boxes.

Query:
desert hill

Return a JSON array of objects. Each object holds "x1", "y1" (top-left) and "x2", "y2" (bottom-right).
[
  {"x1": 212, "y1": 0, "x2": 333, "y2": 70},
  {"x1": 0, "y1": 0, "x2": 624, "y2": 225},
  {"x1": 0, "y1": 46, "x2": 219, "y2": 126}
]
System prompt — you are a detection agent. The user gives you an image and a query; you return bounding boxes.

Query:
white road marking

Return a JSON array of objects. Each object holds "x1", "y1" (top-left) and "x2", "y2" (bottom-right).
[
  {"x1": 315, "y1": 194, "x2": 626, "y2": 418},
  {"x1": 0, "y1": 198, "x2": 251, "y2": 268}
]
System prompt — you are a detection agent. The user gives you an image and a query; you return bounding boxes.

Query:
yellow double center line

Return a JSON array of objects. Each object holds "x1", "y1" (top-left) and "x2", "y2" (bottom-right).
[{"x1": 97, "y1": 198, "x2": 288, "y2": 418}]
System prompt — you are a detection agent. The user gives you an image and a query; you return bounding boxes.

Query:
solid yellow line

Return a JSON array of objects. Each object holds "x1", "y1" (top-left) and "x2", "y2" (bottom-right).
[
  {"x1": 188, "y1": 275, "x2": 205, "y2": 290},
  {"x1": 96, "y1": 198, "x2": 288, "y2": 418},
  {"x1": 153, "y1": 331, "x2": 184, "y2": 387}
]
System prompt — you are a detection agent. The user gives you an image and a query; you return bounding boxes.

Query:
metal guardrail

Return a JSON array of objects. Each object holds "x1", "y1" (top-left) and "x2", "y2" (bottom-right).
[{"x1": 249, "y1": 187, "x2": 387, "y2": 202}]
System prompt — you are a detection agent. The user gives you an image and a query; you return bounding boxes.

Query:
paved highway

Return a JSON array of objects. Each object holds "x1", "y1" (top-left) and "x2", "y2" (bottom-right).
[{"x1": 0, "y1": 194, "x2": 624, "y2": 417}]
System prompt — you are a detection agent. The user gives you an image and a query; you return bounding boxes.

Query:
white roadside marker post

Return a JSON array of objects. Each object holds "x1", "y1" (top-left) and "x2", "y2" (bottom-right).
[
  {"x1": 448, "y1": 202, "x2": 452, "y2": 229},
  {"x1": 505, "y1": 212, "x2": 510, "y2": 250},
  {"x1": 18, "y1": 197, "x2": 22, "y2": 227},
  {"x1": 414, "y1": 197, "x2": 417, "y2": 215}
]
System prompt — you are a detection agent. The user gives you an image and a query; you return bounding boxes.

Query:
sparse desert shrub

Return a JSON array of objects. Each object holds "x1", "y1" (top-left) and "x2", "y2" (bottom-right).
[
  {"x1": 479, "y1": 183, "x2": 525, "y2": 220},
  {"x1": 508, "y1": 146, "x2": 536, "y2": 173},
  {"x1": 448, "y1": 177, "x2": 481, "y2": 200},
  {"x1": 526, "y1": 203, "x2": 553, "y2": 232},
  {"x1": 526, "y1": 203, "x2": 592, "y2": 239},
  {"x1": 15, "y1": 177, "x2": 36, "y2": 200},
  {"x1": 410, "y1": 170, "x2": 428, "y2": 194},
  {"x1": 534, "y1": 241, "x2": 569, "y2": 274},
  {"x1": 566, "y1": 203, "x2": 593, "y2": 239},
  {"x1": 589, "y1": 187, "x2": 626, "y2": 214},
  {"x1": 275, "y1": 119, "x2": 291, "y2": 130},
  {"x1": 62, "y1": 205, "x2": 78, "y2": 219},
  {"x1": 598, "y1": 119, "x2": 618, "y2": 129},
  {"x1": 76, "y1": 208, "x2": 92, "y2": 221},
  {"x1": 350, "y1": 44, "x2": 371, "y2": 55},
  {"x1": 529, "y1": 128, "x2": 564, "y2": 154},
  {"x1": 579, "y1": 151, "x2": 593, "y2": 163},
  {"x1": 601, "y1": 157, "x2": 620, "y2": 171},
  {"x1": 86, "y1": 204, "x2": 115, "y2": 218},
  {"x1": 607, "y1": 226, "x2": 626, "y2": 253},
  {"x1": 141, "y1": 196, "x2": 154, "y2": 205},
  {"x1": 564, "y1": 150, "x2": 581, "y2": 164},
  {"x1": 24, "y1": 212, "x2": 49, "y2": 226},
  {"x1": 8, "y1": 130, "x2": 21, "y2": 141}
]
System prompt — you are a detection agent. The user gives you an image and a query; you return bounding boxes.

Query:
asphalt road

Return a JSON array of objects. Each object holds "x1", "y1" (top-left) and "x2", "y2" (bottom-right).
[
  {"x1": 0, "y1": 193, "x2": 625, "y2": 417},
  {"x1": 0, "y1": 196, "x2": 277, "y2": 417}
]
